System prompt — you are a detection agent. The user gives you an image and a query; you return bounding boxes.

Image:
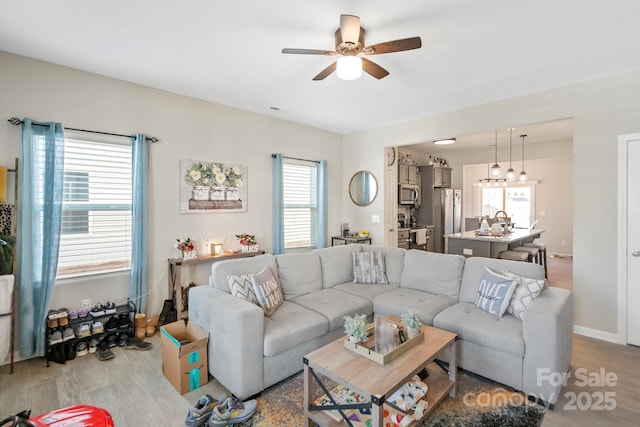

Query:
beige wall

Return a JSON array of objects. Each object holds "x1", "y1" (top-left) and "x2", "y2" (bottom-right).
[
  {"x1": 343, "y1": 69, "x2": 640, "y2": 340},
  {"x1": 0, "y1": 51, "x2": 343, "y2": 319}
]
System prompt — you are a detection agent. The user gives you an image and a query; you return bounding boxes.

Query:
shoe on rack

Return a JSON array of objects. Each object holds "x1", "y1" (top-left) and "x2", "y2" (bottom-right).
[
  {"x1": 185, "y1": 394, "x2": 227, "y2": 427},
  {"x1": 118, "y1": 312, "x2": 132, "y2": 330},
  {"x1": 96, "y1": 342, "x2": 114, "y2": 361},
  {"x1": 48, "y1": 330, "x2": 63, "y2": 346},
  {"x1": 88, "y1": 338, "x2": 99, "y2": 354},
  {"x1": 122, "y1": 337, "x2": 152, "y2": 351},
  {"x1": 69, "y1": 309, "x2": 79, "y2": 320},
  {"x1": 104, "y1": 301, "x2": 117, "y2": 315},
  {"x1": 57, "y1": 308, "x2": 69, "y2": 326},
  {"x1": 207, "y1": 397, "x2": 257, "y2": 426},
  {"x1": 76, "y1": 341, "x2": 89, "y2": 357},
  {"x1": 105, "y1": 315, "x2": 119, "y2": 332},
  {"x1": 76, "y1": 323, "x2": 91, "y2": 338},
  {"x1": 62, "y1": 327, "x2": 75, "y2": 342},
  {"x1": 92, "y1": 320, "x2": 105, "y2": 334},
  {"x1": 106, "y1": 333, "x2": 118, "y2": 348},
  {"x1": 47, "y1": 310, "x2": 60, "y2": 328},
  {"x1": 90, "y1": 304, "x2": 105, "y2": 317},
  {"x1": 65, "y1": 341, "x2": 77, "y2": 361},
  {"x1": 78, "y1": 308, "x2": 89, "y2": 318}
]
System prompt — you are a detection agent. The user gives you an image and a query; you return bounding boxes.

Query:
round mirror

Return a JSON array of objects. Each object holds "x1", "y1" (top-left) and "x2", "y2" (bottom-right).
[{"x1": 349, "y1": 170, "x2": 378, "y2": 206}]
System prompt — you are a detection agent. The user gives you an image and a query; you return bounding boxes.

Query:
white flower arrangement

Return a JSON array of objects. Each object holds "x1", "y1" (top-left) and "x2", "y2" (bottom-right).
[
  {"x1": 184, "y1": 161, "x2": 244, "y2": 189},
  {"x1": 343, "y1": 313, "x2": 368, "y2": 343},
  {"x1": 184, "y1": 161, "x2": 212, "y2": 186}
]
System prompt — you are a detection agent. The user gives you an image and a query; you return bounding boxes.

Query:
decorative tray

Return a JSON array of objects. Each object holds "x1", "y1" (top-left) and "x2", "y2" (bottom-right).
[{"x1": 344, "y1": 317, "x2": 424, "y2": 365}]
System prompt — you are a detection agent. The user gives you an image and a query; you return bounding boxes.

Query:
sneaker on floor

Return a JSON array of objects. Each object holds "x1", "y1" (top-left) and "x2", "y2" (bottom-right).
[
  {"x1": 207, "y1": 397, "x2": 257, "y2": 426},
  {"x1": 48, "y1": 329, "x2": 63, "y2": 346},
  {"x1": 76, "y1": 341, "x2": 89, "y2": 357},
  {"x1": 122, "y1": 337, "x2": 152, "y2": 351},
  {"x1": 62, "y1": 327, "x2": 75, "y2": 342},
  {"x1": 96, "y1": 342, "x2": 114, "y2": 361},
  {"x1": 185, "y1": 394, "x2": 227, "y2": 427}
]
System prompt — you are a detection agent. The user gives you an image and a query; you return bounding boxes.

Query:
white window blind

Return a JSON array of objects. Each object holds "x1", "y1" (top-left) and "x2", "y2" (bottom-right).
[
  {"x1": 283, "y1": 160, "x2": 318, "y2": 249},
  {"x1": 57, "y1": 137, "x2": 132, "y2": 278}
]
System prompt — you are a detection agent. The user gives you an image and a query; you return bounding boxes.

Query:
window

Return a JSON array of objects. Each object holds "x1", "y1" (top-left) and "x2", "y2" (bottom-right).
[
  {"x1": 57, "y1": 137, "x2": 132, "y2": 278},
  {"x1": 282, "y1": 160, "x2": 318, "y2": 249},
  {"x1": 479, "y1": 184, "x2": 535, "y2": 228}
]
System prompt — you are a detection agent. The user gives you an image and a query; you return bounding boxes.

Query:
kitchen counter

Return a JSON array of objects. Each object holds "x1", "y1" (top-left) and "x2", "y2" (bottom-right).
[{"x1": 444, "y1": 228, "x2": 544, "y2": 258}]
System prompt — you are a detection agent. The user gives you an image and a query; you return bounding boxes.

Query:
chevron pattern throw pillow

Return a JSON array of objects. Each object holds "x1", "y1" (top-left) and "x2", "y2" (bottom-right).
[
  {"x1": 228, "y1": 274, "x2": 259, "y2": 305},
  {"x1": 502, "y1": 270, "x2": 546, "y2": 320}
]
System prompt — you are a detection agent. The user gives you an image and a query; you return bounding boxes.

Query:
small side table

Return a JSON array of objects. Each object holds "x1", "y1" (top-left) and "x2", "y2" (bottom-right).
[{"x1": 331, "y1": 236, "x2": 372, "y2": 246}]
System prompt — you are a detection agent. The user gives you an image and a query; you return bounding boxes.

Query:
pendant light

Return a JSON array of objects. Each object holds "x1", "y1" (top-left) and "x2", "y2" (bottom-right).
[
  {"x1": 506, "y1": 128, "x2": 515, "y2": 181},
  {"x1": 519, "y1": 134, "x2": 528, "y2": 181},
  {"x1": 490, "y1": 130, "x2": 501, "y2": 177}
]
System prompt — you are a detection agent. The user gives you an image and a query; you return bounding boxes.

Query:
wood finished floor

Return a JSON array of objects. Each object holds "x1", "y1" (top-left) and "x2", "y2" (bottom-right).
[{"x1": 2, "y1": 257, "x2": 638, "y2": 426}]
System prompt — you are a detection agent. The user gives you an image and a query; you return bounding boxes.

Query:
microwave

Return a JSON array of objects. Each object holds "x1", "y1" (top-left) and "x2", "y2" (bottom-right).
[{"x1": 398, "y1": 184, "x2": 419, "y2": 205}]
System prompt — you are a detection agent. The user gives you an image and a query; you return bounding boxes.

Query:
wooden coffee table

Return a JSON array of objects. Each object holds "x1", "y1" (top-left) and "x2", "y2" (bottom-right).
[{"x1": 303, "y1": 324, "x2": 457, "y2": 427}]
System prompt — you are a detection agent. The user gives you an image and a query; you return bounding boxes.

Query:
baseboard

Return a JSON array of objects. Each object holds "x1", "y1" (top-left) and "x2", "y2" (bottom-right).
[
  {"x1": 0, "y1": 351, "x2": 33, "y2": 368},
  {"x1": 548, "y1": 253, "x2": 573, "y2": 259},
  {"x1": 573, "y1": 325, "x2": 623, "y2": 344}
]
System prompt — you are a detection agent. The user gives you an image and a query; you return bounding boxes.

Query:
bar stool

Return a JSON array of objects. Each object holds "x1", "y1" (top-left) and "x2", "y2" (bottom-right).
[
  {"x1": 498, "y1": 250, "x2": 529, "y2": 262},
  {"x1": 524, "y1": 242, "x2": 548, "y2": 278},
  {"x1": 511, "y1": 246, "x2": 540, "y2": 264}
]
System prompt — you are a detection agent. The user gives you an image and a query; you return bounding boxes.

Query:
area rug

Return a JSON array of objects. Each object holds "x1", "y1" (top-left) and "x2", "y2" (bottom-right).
[{"x1": 238, "y1": 367, "x2": 545, "y2": 426}]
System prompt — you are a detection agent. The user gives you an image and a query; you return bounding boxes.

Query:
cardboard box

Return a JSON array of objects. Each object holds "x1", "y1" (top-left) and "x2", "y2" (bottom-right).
[{"x1": 161, "y1": 320, "x2": 209, "y2": 395}]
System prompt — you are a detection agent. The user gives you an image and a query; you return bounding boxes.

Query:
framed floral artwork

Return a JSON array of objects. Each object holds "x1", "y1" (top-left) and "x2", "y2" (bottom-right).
[{"x1": 179, "y1": 159, "x2": 248, "y2": 213}]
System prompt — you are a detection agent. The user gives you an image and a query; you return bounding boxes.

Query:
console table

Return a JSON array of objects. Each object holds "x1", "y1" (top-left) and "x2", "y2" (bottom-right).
[
  {"x1": 168, "y1": 251, "x2": 265, "y2": 320},
  {"x1": 331, "y1": 236, "x2": 372, "y2": 246}
]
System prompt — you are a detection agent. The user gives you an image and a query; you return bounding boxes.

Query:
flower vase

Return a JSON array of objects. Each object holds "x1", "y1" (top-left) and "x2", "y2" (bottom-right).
[
  {"x1": 209, "y1": 186, "x2": 226, "y2": 201},
  {"x1": 192, "y1": 185, "x2": 209, "y2": 201},
  {"x1": 349, "y1": 335, "x2": 361, "y2": 344},
  {"x1": 407, "y1": 327, "x2": 420, "y2": 339},
  {"x1": 225, "y1": 187, "x2": 240, "y2": 201}
]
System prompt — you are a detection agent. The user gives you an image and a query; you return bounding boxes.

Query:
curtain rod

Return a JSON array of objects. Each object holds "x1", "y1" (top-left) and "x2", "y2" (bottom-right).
[
  {"x1": 7, "y1": 117, "x2": 159, "y2": 143},
  {"x1": 271, "y1": 154, "x2": 320, "y2": 164}
]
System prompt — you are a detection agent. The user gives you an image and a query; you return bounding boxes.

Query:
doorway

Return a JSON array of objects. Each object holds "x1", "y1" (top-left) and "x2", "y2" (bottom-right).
[{"x1": 618, "y1": 133, "x2": 640, "y2": 346}]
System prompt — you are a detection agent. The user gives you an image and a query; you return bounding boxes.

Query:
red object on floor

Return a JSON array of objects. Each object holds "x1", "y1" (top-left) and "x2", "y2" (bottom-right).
[{"x1": 29, "y1": 405, "x2": 114, "y2": 427}]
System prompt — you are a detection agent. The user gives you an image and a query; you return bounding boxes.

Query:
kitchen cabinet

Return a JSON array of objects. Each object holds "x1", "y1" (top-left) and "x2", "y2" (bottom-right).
[
  {"x1": 398, "y1": 163, "x2": 418, "y2": 184},
  {"x1": 421, "y1": 165, "x2": 451, "y2": 188}
]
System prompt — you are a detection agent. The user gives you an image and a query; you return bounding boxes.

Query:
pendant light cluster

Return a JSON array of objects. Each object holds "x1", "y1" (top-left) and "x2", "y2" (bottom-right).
[{"x1": 479, "y1": 128, "x2": 529, "y2": 186}]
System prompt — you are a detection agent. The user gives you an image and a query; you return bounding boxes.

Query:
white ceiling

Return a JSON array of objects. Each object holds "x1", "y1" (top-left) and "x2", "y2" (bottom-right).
[{"x1": 1, "y1": 1, "x2": 639, "y2": 135}]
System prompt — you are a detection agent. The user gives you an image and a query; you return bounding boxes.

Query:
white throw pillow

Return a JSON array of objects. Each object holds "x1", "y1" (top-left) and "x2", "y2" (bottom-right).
[
  {"x1": 352, "y1": 252, "x2": 389, "y2": 284},
  {"x1": 502, "y1": 270, "x2": 546, "y2": 320}
]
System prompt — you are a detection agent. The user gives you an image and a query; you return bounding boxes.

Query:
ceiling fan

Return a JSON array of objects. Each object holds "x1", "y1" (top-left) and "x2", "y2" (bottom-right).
[{"x1": 282, "y1": 14, "x2": 422, "y2": 81}]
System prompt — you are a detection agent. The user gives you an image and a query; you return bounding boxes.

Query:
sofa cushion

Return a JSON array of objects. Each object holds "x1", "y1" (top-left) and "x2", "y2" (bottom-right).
[
  {"x1": 276, "y1": 252, "x2": 322, "y2": 299},
  {"x1": 459, "y1": 257, "x2": 545, "y2": 304},
  {"x1": 372, "y1": 288, "x2": 458, "y2": 325},
  {"x1": 475, "y1": 267, "x2": 518, "y2": 318},
  {"x1": 333, "y1": 282, "x2": 399, "y2": 302},
  {"x1": 291, "y1": 288, "x2": 372, "y2": 331},
  {"x1": 502, "y1": 270, "x2": 546, "y2": 320},
  {"x1": 433, "y1": 302, "x2": 525, "y2": 357},
  {"x1": 228, "y1": 274, "x2": 259, "y2": 305},
  {"x1": 211, "y1": 254, "x2": 278, "y2": 293},
  {"x1": 263, "y1": 301, "x2": 329, "y2": 357},
  {"x1": 362, "y1": 245, "x2": 405, "y2": 284},
  {"x1": 400, "y1": 250, "x2": 465, "y2": 299},
  {"x1": 314, "y1": 245, "x2": 362, "y2": 288},
  {"x1": 252, "y1": 267, "x2": 284, "y2": 317},
  {"x1": 352, "y1": 252, "x2": 388, "y2": 284}
]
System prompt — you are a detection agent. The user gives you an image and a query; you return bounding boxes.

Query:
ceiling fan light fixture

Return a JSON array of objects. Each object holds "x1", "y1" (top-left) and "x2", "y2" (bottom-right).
[
  {"x1": 336, "y1": 56, "x2": 362, "y2": 80},
  {"x1": 433, "y1": 138, "x2": 456, "y2": 145}
]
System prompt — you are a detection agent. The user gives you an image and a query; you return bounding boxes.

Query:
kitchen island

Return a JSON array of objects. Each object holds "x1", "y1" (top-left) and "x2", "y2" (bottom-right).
[{"x1": 445, "y1": 228, "x2": 544, "y2": 258}]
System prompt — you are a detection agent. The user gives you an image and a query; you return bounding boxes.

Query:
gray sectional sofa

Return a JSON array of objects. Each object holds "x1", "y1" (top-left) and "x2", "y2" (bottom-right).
[{"x1": 189, "y1": 244, "x2": 573, "y2": 405}]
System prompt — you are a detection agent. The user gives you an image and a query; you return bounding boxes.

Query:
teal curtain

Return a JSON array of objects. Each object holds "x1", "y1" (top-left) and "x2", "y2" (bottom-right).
[
  {"x1": 18, "y1": 118, "x2": 65, "y2": 357},
  {"x1": 130, "y1": 134, "x2": 149, "y2": 313},
  {"x1": 316, "y1": 160, "x2": 327, "y2": 248},
  {"x1": 271, "y1": 154, "x2": 284, "y2": 255}
]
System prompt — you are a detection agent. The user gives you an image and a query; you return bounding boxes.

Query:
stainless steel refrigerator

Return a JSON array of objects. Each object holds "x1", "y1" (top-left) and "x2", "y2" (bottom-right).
[{"x1": 417, "y1": 188, "x2": 461, "y2": 253}]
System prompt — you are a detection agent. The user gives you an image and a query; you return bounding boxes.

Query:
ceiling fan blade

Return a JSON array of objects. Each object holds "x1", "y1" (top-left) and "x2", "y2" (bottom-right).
[
  {"x1": 362, "y1": 58, "x2": 389, "y2": 79},
  {"x1": 340, "y1": 14, "x2": 361, "y2": 44},
  {"x1": 282, "y1": 48, "x2": 336, "y2": 56},
  {"x1": 364, "y1": 37, "x2": 422, "y2": 55},
  {"x1": 312, "y1": 61, "x2": 337, "y2": 80}
]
